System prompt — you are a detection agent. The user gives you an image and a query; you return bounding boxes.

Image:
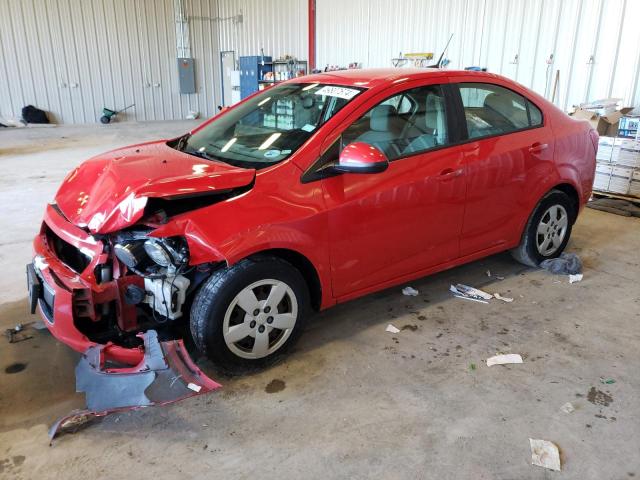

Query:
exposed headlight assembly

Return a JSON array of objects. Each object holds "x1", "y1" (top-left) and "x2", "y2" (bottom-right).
[
  {"x1": 144, "y1": 238, "x2": 189, "y2": 269},
  {"x1": 144, "y1": 239, "x2": 173, "y2": 267},
  {"x1": 114, "y1": 242, "x2": 147, "y2": 269},
  {"x1": 113, "y1": 236, "x2": 189, "y2": 272}
]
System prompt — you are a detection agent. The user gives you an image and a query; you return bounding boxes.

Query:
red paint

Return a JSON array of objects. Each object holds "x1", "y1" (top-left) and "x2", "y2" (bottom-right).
[{"x1": 32, "y1": 69, "x2": 596, "y2": 358}]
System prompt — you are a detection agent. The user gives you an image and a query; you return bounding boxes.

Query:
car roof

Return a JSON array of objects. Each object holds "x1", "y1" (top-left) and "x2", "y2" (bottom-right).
[{"x1": 297, "y1": 68, "x2": 506, "y2": 88}]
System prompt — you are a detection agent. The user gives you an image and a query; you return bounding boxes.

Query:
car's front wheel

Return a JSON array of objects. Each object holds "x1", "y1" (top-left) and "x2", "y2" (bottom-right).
[
  {"x1": 511, "y1": 189, "x2": 575, "y2": 267},
  {"x1": 190, "y1": 256, "x2": 309, "y2": 373}
]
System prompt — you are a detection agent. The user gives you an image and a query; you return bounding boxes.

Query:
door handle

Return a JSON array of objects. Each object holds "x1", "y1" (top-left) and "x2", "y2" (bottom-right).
[
  {"x1": 529, "y1": 142, "x2": 548, "y2": 154},
  {"x1": 437, "y1": 168, "x2": 463, "y2": 180}
]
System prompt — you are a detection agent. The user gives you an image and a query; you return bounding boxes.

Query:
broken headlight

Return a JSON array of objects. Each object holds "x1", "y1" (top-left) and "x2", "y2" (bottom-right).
[
  {"x1": 144, "y1": 240, "x2": 173, "y2": 267},
  {"x1": 114, "y1": 242, "x2": 147, "y2": 269},
  {"x1": 114, "y1": 237, "x2": 189, "y2": 271}
]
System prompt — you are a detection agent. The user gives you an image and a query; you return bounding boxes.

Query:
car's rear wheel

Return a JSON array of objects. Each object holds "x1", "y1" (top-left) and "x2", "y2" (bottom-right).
[
  {"x1": 511, "y1": 190, "x2": 575, "y2": 267},
  {"x1": 190, "y1": 256, "x2": 309, "y2": 374}
]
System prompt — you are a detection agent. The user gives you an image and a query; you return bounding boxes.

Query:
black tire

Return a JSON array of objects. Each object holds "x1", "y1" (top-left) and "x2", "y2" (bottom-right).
[
  {"x1": 190, "y1": 256, "x2": 310, "y2": 374},
  {"x1": 511, "y1": 189, "x2": 576, "y2": 267},
  {"x1": 100, "y1": 115, "x2": 111, "y2": 124}
]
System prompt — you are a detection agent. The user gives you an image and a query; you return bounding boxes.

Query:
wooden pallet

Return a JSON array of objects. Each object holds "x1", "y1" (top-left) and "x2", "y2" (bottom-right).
[{"x1": 592, "y1": 190, "x2": 640, "y2": 205}]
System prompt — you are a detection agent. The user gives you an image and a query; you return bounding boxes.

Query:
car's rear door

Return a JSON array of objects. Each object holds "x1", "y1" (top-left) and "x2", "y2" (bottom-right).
[
  {"x1": 448, "y1": 78, "x2": 554, "y2": 256},
  {"x1": 311, "y1": 79, "x2": 467, "y2": 300}
]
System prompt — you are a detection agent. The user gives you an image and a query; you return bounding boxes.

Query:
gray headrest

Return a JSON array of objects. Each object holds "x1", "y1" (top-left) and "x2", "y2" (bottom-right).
[
  {"x1": 483, "y1": 93, "x2": 512, "y2": 117},
  {"x1": 370, "y1": 105, "x2": 397, "y2": 131},
  {"x1": 302, "y1": 95, "x2": 314, "y2": 109}
]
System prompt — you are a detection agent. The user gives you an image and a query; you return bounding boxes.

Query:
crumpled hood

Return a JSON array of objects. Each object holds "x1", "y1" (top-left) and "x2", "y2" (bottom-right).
[{"x1": 55, "y1": 141, "x2": 255, "y2": 233}]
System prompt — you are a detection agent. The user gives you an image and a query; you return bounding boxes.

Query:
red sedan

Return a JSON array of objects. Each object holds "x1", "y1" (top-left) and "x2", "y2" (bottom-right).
[{"x1": 27, "y1": 69, "x2": 597, "y2": 372}]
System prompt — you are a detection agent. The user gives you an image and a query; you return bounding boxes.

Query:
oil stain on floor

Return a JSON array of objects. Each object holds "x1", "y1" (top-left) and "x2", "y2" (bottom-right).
[
  {"x1": 265, "y1": 379, "x2": 286, "y2": 393},
  {"x1": 4, "y1": 362, "x2": 27, "y2": 374}
]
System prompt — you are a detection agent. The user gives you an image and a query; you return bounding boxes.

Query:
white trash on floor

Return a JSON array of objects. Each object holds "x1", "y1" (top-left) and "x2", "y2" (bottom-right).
[
  {"x1": 529, "y1": 438, "x2": 561, "y2": 471},
  {"x1": 560, "y1": 402, "x2": 575, "y2": 413},
  {"x1": 450, "y1": 284, "x2": 493, "y2": 303},
  {"x1": 569, "y1": 273, "x2": 583, "y2": 284},
  {"x1": 493, "y1": 293, "x2": 514, "y2": 303},
  {"x1": 402, "y1": 286, "x2": 419, "y2": 296},
  {"x1": 385, "y1": 324, "x2": 400, "y2": 334},
  {"x1": 486, "y1": 354, "x2": 523, "y2": 366}
]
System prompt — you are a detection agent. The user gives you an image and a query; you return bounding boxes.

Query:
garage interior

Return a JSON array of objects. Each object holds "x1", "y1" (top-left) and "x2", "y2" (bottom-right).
[{"x1": 1, "y1": 0, "x2": 639, "y2": 478}]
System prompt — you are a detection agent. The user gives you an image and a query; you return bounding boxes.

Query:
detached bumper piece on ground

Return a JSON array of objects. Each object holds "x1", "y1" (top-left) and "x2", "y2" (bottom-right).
[{"x1": 49, "y1": 330, "x2": 221, "y2": 443}]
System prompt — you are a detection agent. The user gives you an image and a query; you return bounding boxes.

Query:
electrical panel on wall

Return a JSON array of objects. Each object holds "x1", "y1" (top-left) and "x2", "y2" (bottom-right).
[{"x1": 178, "y1": 58, "x2": 196, "y2": 94}]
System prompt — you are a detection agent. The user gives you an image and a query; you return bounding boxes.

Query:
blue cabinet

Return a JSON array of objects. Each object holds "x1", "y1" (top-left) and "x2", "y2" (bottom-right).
[{"x1": 239, "y1": 56, "x2": 272, "y2": 99}]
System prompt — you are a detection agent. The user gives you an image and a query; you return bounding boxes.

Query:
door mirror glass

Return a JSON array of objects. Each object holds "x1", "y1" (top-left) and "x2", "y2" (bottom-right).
[{"x1": 334, "y1": 142, "x2": 389, "y2": 174}]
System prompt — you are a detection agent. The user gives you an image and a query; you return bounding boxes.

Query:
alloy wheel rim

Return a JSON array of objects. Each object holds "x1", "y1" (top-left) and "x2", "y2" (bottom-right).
[
  {"x1": 222, "y1": 279, "x2": 298, "y2": 359},
  {"x1": 536, "y1": 205, "x2": 568, "y2": 256}
]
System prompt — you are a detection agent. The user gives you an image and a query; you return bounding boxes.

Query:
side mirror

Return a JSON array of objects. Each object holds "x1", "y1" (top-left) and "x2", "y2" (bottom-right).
[{"x1": 334, "y1": 142, "x2": 389, "y2": 174}]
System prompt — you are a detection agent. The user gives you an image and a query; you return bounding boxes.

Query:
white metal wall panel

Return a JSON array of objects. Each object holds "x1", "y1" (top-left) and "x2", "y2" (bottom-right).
[
  {"x1": 0, "y1": 0, "x2": 307, "y2": 123},
  {"x1": 316, "y1": 0, "x2": 640, "y2": 110},
  {"x1": 216, "y1": 0, "x2": 307, "y2": 61}
]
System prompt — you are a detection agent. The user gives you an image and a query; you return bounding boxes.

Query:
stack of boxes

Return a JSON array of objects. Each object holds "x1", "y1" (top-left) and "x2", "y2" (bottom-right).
[
  {"x1": 595, "y1": 131, "x2": 640, "y2": 198},
  {"x1": 572, "y1": 99, "x2": 639, "y2": 198}
]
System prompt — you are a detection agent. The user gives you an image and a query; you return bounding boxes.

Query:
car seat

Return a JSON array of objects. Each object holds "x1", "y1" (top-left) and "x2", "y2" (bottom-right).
[
  {"x1": 403, "y1": 93, "x2": 447, "y2": 154},
  {"x1": 356, "y1": 104, "x2": 405, "y2": 159}
]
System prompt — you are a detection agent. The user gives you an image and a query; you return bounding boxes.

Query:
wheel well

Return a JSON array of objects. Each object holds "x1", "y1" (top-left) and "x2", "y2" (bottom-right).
[
  {"x1": 249, "y1": 249, "x2": 322, "y2": 311},
  {"x1": 552, "y1": 183, "x2": 580, "y2": 222}
]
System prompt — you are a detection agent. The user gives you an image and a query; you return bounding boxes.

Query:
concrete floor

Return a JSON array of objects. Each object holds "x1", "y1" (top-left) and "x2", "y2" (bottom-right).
[{"x1": 1, "y1": 122, "x2": 639, "y2": 479}]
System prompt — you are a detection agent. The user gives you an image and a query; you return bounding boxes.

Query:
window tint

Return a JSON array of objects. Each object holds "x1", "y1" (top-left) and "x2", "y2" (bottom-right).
[
  {"x1": 459, "y1": 83, "x2": 542, "y2": 139},
  {"x1": 341, "y1": 85, "x2": 449, "y2": 161}
]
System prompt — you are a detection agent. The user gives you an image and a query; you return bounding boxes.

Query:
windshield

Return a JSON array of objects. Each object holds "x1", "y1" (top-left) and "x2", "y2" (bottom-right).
[{"x1": 176, "y1": 83, "x2": 364, "y2": 169}]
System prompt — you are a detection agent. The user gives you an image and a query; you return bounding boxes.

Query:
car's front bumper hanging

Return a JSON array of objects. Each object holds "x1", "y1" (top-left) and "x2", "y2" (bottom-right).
[{"x1": 49, "y1": 330, "x2": 221, "y2": 443}]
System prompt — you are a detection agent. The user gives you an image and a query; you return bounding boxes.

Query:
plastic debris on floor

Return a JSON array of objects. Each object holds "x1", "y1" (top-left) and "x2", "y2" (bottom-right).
[
  {"x1": 450, "y1": 284, "x2": 493, "y2": 303},
  {"x1": 493, "y1": 292, "x2": 514, "y2": 303},
  {"x1": 450, "y1": 284, "x2": 514, "y2": 304},
  {"x1": 385, "y1": 324, "x2": 400, "y2": 334},
  {"x1": 4, "y1": 322, "x2": 35, "y2": 343},
  {"x1": 560, "y1": 402, "x2": 575, "y2": 414},
  {"x1": 540, "y1": 252, "x2": 582, "y2": 275},
  {"x1": 402, "y1": 286, "x2": 419, "y2": 296},
  {"x1": 486, "y1": 353, "x2": 523, "y2": 366},
  {"x1": 569, "y1": 273, "x2": 583, "y2": 284},
  {"x1": 529, "y1": 438, "x2": 561, "y2": 471},
  {"x1": 486, "y1": 270, "x2": 505, "y2": 280}
]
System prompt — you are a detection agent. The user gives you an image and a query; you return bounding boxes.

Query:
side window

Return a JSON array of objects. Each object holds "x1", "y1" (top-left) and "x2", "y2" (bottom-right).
[
  {"x1": 459, "y1": 83, "x2": 542, "y2": 139},
  {"x1": 528, "y1": 101, "x2": 543, "y2": 126},
  {"x1": 341, "y1": 85, "x2": 449, "y2": 161}
]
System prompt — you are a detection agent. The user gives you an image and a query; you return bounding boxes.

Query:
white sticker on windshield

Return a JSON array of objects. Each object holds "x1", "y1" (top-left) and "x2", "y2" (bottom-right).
[
  {"x1": 264, "y1": 149, "x2": 281, "y2": 159},
  {"x1": 314, "y1": 86, "x2": 360, "y2": 100},
  {"x1": 301, "y1": 124, "x2": 315, "y2": 132}
]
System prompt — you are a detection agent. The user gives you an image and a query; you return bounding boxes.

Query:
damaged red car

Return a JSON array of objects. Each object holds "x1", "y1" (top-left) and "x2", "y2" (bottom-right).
[{"x1": 27, "y1": 69, "x2": 597, "y2": 373}]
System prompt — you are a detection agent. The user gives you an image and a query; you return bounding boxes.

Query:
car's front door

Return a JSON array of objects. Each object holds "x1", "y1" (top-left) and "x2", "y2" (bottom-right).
[
  {"x1": 316, "y1": 82, "x2": 467, "y2": 299},
  {"x1": 449, "y1": 80, "x2": 554, "y2": 256}
]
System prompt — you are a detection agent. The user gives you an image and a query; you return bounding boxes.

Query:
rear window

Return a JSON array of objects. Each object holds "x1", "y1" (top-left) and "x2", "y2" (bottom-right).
[{"x1": 458, "y1": 83, "x2": 543, "y2": 139}]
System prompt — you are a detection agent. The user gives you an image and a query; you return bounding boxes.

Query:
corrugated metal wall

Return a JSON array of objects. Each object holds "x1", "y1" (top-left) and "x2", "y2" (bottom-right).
[
  {"x1": 0, "y1": 0, "x2": 307, "y2": 124},
  {"x1": 4, "y1": 0, "x2": 636, "y2": 124},
  {"x1": 217, "y1": 0, "x2": 307, "y2": 60},
  {"x1": 316, "y1": 0, "x2": 640, "y2": 110}
]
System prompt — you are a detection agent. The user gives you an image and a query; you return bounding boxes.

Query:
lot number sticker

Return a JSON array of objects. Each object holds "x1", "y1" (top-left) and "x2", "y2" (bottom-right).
[{"x1": 315, "y1": 86, "x2": 360, "y2": 100}]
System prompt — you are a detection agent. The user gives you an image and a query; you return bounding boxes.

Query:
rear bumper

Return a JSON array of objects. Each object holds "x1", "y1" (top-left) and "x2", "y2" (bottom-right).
[{"x1": 30, "y1": 204, "x2": 143, "y2": 365}]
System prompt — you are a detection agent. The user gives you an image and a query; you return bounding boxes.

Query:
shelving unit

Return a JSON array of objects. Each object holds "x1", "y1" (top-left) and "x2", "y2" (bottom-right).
[{"x1": 259, "y1": 59, "x2": 308, "y2": 88}]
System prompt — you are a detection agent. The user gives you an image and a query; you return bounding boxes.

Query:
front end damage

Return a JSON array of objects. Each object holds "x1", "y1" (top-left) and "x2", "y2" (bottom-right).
[
  {"x1": 29, "y1": 201, "x2": 224, "y2": 440},
  {"x1": 27, "y1": 142, "x2": 258, "y2": 438}
]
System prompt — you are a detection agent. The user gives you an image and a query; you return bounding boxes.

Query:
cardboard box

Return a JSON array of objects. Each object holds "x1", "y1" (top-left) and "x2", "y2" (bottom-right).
[{"x1": 571, "y1": 106, "x2": 634, "y2": 137}]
